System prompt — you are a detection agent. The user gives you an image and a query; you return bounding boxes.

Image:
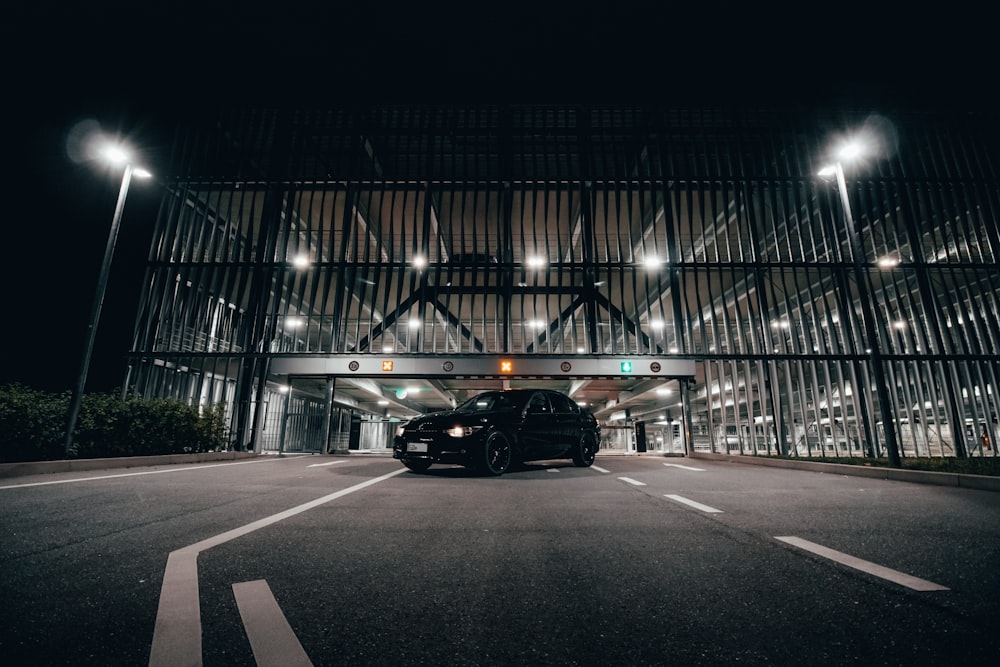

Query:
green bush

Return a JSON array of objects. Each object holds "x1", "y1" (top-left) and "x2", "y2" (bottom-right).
[
  {"x1": 0, "y1": 384, "x2": 229, "y2": 462},
  {"x1": 0, "y1": 384, "x2": 68, "y2": 463}
]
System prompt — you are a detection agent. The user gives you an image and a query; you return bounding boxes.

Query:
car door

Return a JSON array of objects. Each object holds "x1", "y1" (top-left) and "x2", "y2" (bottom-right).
[
  {"x1": 545, "y1": 391, "x2": 578, "y2": 454},
  {"x1": 520, "y1": 392, "x2": 557, "y2": 460}
]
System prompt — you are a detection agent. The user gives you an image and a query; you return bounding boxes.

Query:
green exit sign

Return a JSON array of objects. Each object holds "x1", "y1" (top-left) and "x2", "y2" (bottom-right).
[{"x1": 620, "y1": 361, "x2": 633, "y2": 373}]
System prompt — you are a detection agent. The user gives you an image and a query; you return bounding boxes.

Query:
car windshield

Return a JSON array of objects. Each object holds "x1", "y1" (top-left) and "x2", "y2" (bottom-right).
[{"x1": 455, "y1": 392, "x2": 526, "y2": 413}]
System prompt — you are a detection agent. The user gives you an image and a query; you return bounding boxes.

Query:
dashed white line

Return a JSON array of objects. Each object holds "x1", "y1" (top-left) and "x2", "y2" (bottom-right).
[
  {"x1": 547, "y1": 468, "x2": 560, "y2": 473},
  {"x1": 307, "y1": 461, "x2": 345, "y2": 468},
  {"x1": 663, "y1": 463, "x2": 706, "y2": 471},
  {"x1": 618, "y1": 477, "x2": 646, "y2": 486},
  {"x1": 233, "y1": 580, "x2": 314, "y2": 667},
  {"x1": 591, "y1": 465, "x2": 611, "y2": 474},
  {"x1": 665, "y1": 494, "x2": 723, "y2": 513},
  {"x1": 775, "y1": 536, "x2": 950, "y2": 591}
]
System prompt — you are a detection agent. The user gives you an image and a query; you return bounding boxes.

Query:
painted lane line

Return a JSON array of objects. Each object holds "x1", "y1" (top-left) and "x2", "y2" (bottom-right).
[
  {"x1": 233, "y1": 580, "x2": 314, "y2": 667},
  {"x1": 150, "y1": 548, "x2": 201, "y2": 666},
  {"x1": 618, "y1": 477, "x2": 646, "y2": 486},
  {"x1": 547, "y1": 468, "x2": 560, "y2": 473},
  {"x1": 307, "y1": 461, "x2": 345, "y2": 468},
  {"x1": 591, "y1": 465, "x2": 611, "y2": 474},
  {"x1": 665, "y1": 494, "x2": 723, "y2": 513},
  {"x1": 775, "y1": 536, "x2": 950, "y2": 592},
  {"x1": 663, "y1": 463, "x2": 706, "y2": 472},
  {"x1": 148, "y1": 467, "x2": 407, "y2": 667},
  {"x1": 0, "y1": 458, "x2": 284, "y2": 490}
]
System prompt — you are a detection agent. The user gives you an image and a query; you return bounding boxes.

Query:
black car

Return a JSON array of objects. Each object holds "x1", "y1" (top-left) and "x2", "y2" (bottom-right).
[{"x1": 393, "y1": 389, "x2": 601, "y2": 475}]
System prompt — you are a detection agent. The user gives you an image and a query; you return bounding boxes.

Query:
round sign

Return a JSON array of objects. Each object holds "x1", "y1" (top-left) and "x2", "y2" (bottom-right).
[
  {"x1": 442, "y1": 361, "x2": 454, "y2": 372},
  {"x1": 348, "y1": 360, "x2": 360, "y2": 372},
  {"x1": 560, "y1": 361, "x2": 572, "y2": 372},
  {"x1": 650, "y1": 362, "x2": 662, "y2": 373}
]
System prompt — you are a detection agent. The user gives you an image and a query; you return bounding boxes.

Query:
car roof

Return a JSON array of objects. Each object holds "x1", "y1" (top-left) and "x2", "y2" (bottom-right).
[{"x1": 488, "y1": 388, "x2": 563, "y2": 396}]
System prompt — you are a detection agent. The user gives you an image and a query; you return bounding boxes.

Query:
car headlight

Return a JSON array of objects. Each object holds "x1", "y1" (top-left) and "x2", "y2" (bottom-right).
[{"x1": 446, "y1": 425, "x2": 483, "y2": 438}]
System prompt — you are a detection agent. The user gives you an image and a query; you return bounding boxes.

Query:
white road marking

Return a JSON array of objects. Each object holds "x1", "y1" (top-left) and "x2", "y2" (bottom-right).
[
  {"x1": 618, "y1": 477, "x2": 646, "y2": 486},
  {"x1": 307, "y1": 461, "x2": 345, "y2": 468},
  {"x1": 150, "y1": 548, "x2": 201, "y2": 666},
  {"x1": 665, "y1": 494, "x2": 723, "y2": 513},
  {"x1": 148, "y1": 467, "x2": 407, "y2": 667},
  {"x1": 0, "y1": 458, "x2": 283, "y2": 490},
  {"x1": 775, "y1": 536, "x2": 950, "y2": 591},
  {"x1": 547, "y1": 468, "x2": 560, "y2": 473},
  {"x1": 591, "y1": 465, "x2": 611, "y2": 474},
  {"x1": 233, "y1": 580, "x2": 314, "y2": 667},
  {"x1": 663, "y1": 463, "x2": 706, "y2": 471}
]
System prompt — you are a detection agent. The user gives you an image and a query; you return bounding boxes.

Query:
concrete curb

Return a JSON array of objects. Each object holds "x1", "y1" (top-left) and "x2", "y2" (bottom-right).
[
  {"x1": 0, "y1": 451, "x2": 258, "y2": 479},
  {"x1": 689, "y1": 451, "x2": 1000, "y2": 493}
]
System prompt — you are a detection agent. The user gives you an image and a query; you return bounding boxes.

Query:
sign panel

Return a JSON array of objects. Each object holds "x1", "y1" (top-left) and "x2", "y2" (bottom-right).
[{"x1": 272, "y1": 356, "x2": 696, "y2": 378}]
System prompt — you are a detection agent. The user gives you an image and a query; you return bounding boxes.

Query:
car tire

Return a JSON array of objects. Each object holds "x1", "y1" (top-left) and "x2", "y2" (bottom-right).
[
  {"x1": 479, "y1": 432, "x2": 512, "y2": 476},
  {"x1": 572, "y1": 433, "x2": 597, "y2": 467},
  {"x1": 403, "y1": 459, "x2": 432, "y2": 473}
]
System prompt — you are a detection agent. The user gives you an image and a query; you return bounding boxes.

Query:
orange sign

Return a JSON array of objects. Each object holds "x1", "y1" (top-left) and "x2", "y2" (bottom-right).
[
  {"x1": 382, "y1": 360, "x2": 394, "y2": 371},
  {"x1": 500, "y1": 360, "x2": 513, "y2": 373}
]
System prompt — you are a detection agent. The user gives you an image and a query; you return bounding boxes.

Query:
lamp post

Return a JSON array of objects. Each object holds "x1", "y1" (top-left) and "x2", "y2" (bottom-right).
[
  {"x1": 64, "y1": 146, "x2": 151, "y2": 456},
  {"x1": 819, "y1": 143, "x2": 902, "y2": 467}
]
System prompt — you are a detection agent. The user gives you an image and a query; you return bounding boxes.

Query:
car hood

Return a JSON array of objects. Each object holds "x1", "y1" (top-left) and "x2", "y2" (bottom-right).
[{"x1": 407, "y1": 408, "x2": 516, "y2": 429}]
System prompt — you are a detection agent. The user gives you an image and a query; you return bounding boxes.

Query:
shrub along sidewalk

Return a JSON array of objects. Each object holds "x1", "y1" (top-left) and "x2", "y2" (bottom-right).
[{"x1": 0, "y1": 383, "x2": 229, "y2": 463}]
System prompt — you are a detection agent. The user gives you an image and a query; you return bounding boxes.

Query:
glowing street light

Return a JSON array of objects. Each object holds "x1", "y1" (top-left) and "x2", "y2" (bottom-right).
[
  {"x1": 64, "y1": 143, "x2": 152, "y2": 456},
  {"x1": 818, "y1": 138, "x2": 901, "y2": 467}
]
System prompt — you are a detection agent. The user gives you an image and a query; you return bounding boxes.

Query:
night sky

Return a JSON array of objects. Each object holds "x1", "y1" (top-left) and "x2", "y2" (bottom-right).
[{"x1": 2, "y1": 2, "x2": 994, "y2": 393}]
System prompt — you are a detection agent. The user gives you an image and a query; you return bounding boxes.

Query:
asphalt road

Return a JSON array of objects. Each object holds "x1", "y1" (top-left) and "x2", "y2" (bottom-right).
[{"x1": 1, "y1": 455, "x2": 998, "y2": 666}]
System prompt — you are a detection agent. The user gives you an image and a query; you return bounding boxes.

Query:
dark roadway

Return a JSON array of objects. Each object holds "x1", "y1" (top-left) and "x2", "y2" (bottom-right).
[{"x1": 1, "y1": 455, "x2": 998, "y2": 666}]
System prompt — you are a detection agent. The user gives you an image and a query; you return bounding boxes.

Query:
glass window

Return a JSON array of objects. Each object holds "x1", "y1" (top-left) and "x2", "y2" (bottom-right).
[
  {"x1": 547, "y1": 392, "x2": 574, "y2": 414},
  {"x1": 527, "y1": 393, "x2": 551, "y2": 413}
]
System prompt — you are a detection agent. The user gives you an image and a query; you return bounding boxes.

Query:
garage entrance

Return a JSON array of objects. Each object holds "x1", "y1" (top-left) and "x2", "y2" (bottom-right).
[{"x1": 256, "y1": 356, "x2": 696, "y2": 455}]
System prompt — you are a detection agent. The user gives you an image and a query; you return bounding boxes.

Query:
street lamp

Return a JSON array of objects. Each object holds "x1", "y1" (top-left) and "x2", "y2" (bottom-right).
[
  {"x1": 64, "y1": 144, "x2": 152, "y2": 456},
  {"x1": 819, "y1": 140, "x2": 902, "y2": 467}
]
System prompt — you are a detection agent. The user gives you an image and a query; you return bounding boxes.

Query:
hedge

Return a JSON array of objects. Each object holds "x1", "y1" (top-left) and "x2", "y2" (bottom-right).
[{"x1": 0, "y1": 383, "x2": 229, "y2": 462}]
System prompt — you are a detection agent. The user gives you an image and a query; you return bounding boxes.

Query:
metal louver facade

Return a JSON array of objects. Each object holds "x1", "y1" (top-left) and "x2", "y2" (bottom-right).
[{"x1": 125, "y1": 105, "x2": 1000, "y2": 459}]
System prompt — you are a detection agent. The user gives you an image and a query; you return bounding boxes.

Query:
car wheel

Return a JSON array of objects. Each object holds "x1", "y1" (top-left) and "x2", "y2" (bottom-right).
[
  {"x1": 480, "y1": 432, "x2": 512, "y2": 476},
  {"x1": 572, "y1": 433, "x2": 597, "y2": 467},
  {"x1": 403, "y1": 459, "x2": 432, "y2": 473}
]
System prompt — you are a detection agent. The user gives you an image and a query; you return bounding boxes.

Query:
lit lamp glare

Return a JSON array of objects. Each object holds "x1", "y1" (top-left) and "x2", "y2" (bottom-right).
[
  {"x1": 837, "y1": 140, "x2": 865, "y2": 162},
  {"x1": 526, "y1": 256, "x2": 546, "y2": 268},
  {"x1": 103, "y1": 145, "x2": 129, "y2": 164}
]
